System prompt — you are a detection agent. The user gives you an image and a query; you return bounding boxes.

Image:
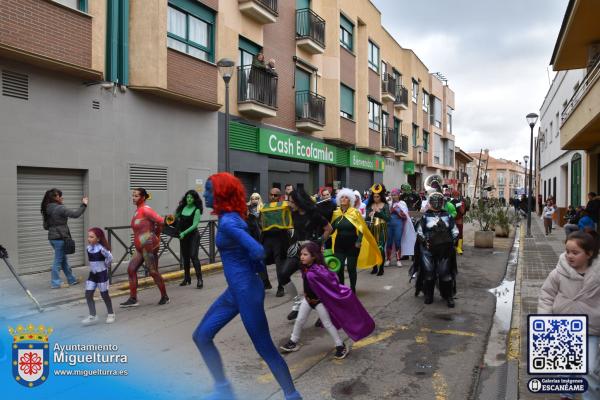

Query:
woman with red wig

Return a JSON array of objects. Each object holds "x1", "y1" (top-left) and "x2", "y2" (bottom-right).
[{"x1": 193, "y1": 173, "x2": 302, "y2": 400}]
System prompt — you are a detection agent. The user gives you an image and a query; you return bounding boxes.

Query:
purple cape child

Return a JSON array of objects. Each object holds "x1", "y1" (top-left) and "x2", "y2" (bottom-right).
[{"x1": 304, "y1": 264, "x2": 375, "y2": 341}]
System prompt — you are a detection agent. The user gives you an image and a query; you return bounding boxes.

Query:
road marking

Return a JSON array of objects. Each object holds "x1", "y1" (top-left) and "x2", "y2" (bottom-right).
[
  {"x1": 415, "y1": 333, "x2": 428, "y2": 344},
  {"x1": 353, "y1": 326, "x2": 408, "y2": 350},
  {"x1": 420, "y1": 328, "x2": 477, "y2": 337},
  {"x1": 257, "y1": 353, "x2": 326, "y2": 383},
  {"x1": 432, "y1": 371, "x2": 448, "y2": 400}
]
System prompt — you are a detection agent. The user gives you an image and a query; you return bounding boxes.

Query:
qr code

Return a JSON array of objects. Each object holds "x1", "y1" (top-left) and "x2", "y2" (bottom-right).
[{"x1": 528, "y1": 315, "x2": 587, "y2": 374}]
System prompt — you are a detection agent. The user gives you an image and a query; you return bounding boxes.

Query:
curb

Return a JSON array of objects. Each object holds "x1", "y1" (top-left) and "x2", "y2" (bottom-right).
[{"x1": 111, "y1": 261, "x2": 224, "y2": 295}]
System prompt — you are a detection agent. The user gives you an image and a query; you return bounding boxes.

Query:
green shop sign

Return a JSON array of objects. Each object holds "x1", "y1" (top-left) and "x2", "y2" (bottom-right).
[
  {"x1": 258, "y1": 129, "x2": 337, "y2": 165},
  {"x1": 349, "y1": 150, "x2": 385, "y2": 172},
  {"x1": 404, "y1": 161, "x2": 415, "y2": 175}
]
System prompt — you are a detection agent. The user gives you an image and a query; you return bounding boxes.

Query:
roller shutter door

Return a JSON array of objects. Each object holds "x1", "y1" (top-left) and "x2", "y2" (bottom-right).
[
  {"x1": 349, "y1": 169, "x2": 374, "y2": 193},
  {"x1": 17, "y1": 167, "x2": 85, "y2": 274}
]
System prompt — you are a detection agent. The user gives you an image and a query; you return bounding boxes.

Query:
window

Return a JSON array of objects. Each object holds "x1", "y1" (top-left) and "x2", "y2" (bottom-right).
[
  {"x1": 340, "y1": 84, "x2": 354, "y2": 119},
  {"x1": 422, "y1": 90, "x2": 429, "y2": 112},
  {"x1": 433, "y1": 133, "x2": 442, "y2": 164},
  {"x1": 549, "y1": 122, "x2": 553, "y2": 143},
  {"x1": 381, "y1": 62, "x2": 387, "y2": 81},
  {"x1": 106, "y1": 0, "x2": 128, "y2": 84},
  {"x1": 368, "y1": 98, "x2": 381, "y2": 131},
  {"x1": 429, "y1": 97, "x2": 442, "y2": 128},
  {"x1": 340, "y1": 14, "x2": 353, "y2": 51},
  {"x1": 412, "y1": 79, "x2": 418, "y2": 103},
  {"x1": 393, "y1": 69, "x2": 402, "y2": 86},
  {"x1": 368, "y1": 41, "x2": 379, "y2": 72},
  {"x1": 382, "y1": 111, "x2": 389, "y2": 132},
  {"x1": 555, "y1": 112, "x2": 560, "y2": 137},
  {"x1": 447, "y1": 106, "x2": 453, "y2": 133},
  {"x1": 167, "y1": 1, "x2": 215, "y2": 62},
  {"x1": 412, "y1": 124, "x2": 419, "y2": 146},
  {"x1": 499, "y1": 190, "x2": 504, "y2": 198},
  {"x1": 423, "y1": 131, "x2": 429, "y2": 151},
  {"x1": 239, "y1": 36, "x2": 261, "y2": 67},
  {"x1": 53, "y1": 0, "x2": 87, "y2": 12}
]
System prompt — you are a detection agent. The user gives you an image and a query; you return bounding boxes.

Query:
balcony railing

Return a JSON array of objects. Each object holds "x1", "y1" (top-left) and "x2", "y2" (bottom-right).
[
  {"x1": 237, "y1": 65, "x2": 278, "y2": 109},
  {"x1": 296, "y1": 8, "x2": 326, "y2": 49},
  {"x1": 561, "y1": 56, "x2": 600, "y2": 126},
  {"x1": 382, "y1": 127, "x2": 398, "y2": 150},
  {"x1": 255, "y1": 0, "x2": 278, "y2": 14},
  {"x1": 296, "y1": 91, "x2": 326, "y2": 126},
  {"x1": 381, "y1": 74, "x2": 397, "y2": 96},
  {"x1": 394, "y1": 84, "x2": 409, "y2": 108},
  {"x1": 398, "y1": 134, "x2": 409, "y2": 153}
]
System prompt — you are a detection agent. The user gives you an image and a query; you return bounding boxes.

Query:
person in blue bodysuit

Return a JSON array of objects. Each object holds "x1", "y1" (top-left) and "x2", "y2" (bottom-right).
[{"x1": 192, "y1": 172, "x2": 302, "y2": 400}]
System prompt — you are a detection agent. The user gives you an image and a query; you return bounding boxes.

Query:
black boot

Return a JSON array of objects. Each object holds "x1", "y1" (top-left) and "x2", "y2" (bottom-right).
[
  {"x1": 423, "y1": 280, "x2": 435, "y2": 304},
  {"x1": 194, "y1": 264, "x2": 202, "y2": 289},
  {"x1": 440, "y1": 281, "x2": 455, "y2": 308},
  {"x1": 370, "y1": 266, "x2": 378, "y2": 275},
  {"x1": 376, "y1": 264, "x2": 384, "y2": 276},
  {"x1": 179, "y1": 277, "x2": 191, "y2": 286},
  {"x1": 196, "y1": 278, "x2": 203, "y2": 289}
]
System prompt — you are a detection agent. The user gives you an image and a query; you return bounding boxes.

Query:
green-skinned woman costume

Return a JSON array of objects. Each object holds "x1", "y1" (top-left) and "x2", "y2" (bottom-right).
[
  {"x1": 366, "y1": 184, "x2": 390, "y2": 276},
  {"x1": 175, "y1": 190, "x2": 204, "y2": 288}
]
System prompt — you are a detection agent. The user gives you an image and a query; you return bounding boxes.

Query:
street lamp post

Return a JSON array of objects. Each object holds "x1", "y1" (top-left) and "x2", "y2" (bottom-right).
[
  {"x1": 525, "y1": 113, "x2": 538, "y2": 237},
  {"x1": 217, "y1": 58, "x2": 235, "y2": 173},
  {"x1": 523, "y1": 155, "x2": 529, "y2": 202},
  {"x1": 414, "y1": 144, "x2": 424, "y2": 190}
]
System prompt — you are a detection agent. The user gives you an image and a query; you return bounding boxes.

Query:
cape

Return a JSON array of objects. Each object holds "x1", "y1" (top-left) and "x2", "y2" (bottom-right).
[
  {"x1": 409, "y1": 239, "x2": 458, "y2": 297},
  {"x1": 305, "y1": 264, "x2": 375, "y2": 342},
  {"x1": 330, "y1": 207, "x2": 383, "y2": 269},
  {"x1": 391, "y1": 201, "x2": 417, "y2": 256}
]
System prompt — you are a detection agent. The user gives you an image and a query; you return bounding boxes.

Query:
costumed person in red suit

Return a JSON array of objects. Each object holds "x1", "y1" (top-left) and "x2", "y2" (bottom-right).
[
  {"x1": 120, "y1": 188, "x2": 169, "y2": 307},
  {"x1": 279, "y1": 241, "x2": 374, "y2": 358}
]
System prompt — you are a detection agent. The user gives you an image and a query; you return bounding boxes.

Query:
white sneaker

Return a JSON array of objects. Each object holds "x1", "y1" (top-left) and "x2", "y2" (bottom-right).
[
  {"x1": 81, "y1": 315, "x2": 98, "y2": 325},
  {"x1": 384, "y1": 260, "x2": 390, "y2": 267},
  {"x1": 106, "y1": 314, "x2": 116, "y2": 324},
  {"x1": 396, "y1": 260, "x2": 402, "y2": 267}
]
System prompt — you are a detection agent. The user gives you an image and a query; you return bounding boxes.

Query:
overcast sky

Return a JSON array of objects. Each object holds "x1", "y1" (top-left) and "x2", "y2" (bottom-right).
[{"x1": 371, "y1": 0, "x2": 568, "y2": 163}]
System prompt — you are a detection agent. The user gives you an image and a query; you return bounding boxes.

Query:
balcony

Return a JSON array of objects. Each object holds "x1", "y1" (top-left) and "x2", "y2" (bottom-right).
[
  {"x1": 381, "y1": 127, "x2": 398, "y2": 153},
  {"x1": 381, "y1": 74, "x2": 397, "y2": 103},
  {"x1": 560, "y1": 56, "x2": 600, "y2": 150},
  {"x1": 237, "y1": 65, "x2": 278, "y2": 118},
  {"x1": 238, "y1": 0, "x2": 278, "y2": 24},
  {"x1": 296, "y1": 9, "x2": 325, "y2": 54},
  {"x1": 296, "y1": 91, "x2": 325, "y2": 132},
  {"x1": 394, "y1": 84, "x2": 409, "y2": 109},
  {"x1": 396, "y1": 134, "x2": 409, "y2": 155}
]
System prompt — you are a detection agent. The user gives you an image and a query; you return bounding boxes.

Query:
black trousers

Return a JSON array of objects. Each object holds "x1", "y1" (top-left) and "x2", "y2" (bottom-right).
[
  {"x1": 263, "y1": 234, "x2": 286, "y2": 287},
  {"x1": 180, "y1": 231, "x2": 201, "y2": 281}
]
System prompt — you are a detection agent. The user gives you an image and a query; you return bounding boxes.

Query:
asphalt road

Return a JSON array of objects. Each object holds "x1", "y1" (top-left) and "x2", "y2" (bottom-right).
[{"x1": 2, "y1": 230, "x2": 513, "y2": 400}]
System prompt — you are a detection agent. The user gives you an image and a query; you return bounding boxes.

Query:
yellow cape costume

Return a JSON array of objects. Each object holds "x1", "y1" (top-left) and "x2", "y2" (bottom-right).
[{"x1": 330, "y1": 207, "x2": 383, "y2": 269}]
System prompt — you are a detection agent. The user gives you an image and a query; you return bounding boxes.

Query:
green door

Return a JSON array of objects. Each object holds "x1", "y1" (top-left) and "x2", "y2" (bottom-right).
[
  {"x1": 571, "y1": 153, "x2": 582, "y2": 206},
  {"x1": 295, "y1": 68, "x2": 311, "y2": 119}
]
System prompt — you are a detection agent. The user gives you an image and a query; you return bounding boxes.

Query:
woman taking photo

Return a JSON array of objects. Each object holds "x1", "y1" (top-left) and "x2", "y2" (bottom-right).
[
  {"x1": 175, "y1": 190, "x2": 204, "y2": 289},
  {"x1": 120, "y1": 188, "x2": 169, "y2": 307},
  {"x1": 366, "y1": 184, "x2": 390, "y2": 276},
  {"x1": 41, "y1": 188, "x2": 87, "y2": 289}
]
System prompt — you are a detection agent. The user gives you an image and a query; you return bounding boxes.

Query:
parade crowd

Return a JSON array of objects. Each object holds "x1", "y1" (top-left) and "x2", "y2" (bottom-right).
[{"x1": 38, "y1": 174, "x2": 600, "y2": 400}]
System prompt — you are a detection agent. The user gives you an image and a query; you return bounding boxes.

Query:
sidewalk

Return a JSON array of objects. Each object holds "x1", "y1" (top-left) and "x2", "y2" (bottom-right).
[
  {"x1": 0, "y1": 259, "x2": 222, "y2": 320},
  {"x1": 513, "y1": 216, "x2": 569, "y2": 399}
]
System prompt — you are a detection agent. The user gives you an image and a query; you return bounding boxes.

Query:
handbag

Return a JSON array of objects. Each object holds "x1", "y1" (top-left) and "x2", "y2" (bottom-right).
[{"x1": 63, "y1": 238, "x2": 76, "y2": 255}]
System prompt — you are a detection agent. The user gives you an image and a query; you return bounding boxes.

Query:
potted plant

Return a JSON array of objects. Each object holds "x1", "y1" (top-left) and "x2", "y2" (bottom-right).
[
  {"x1": 465, "y1": 198, "x2": 498, "y2": 248},
  {"x1": 494, "y1": 204, "x2": 519, "y2": 237}
]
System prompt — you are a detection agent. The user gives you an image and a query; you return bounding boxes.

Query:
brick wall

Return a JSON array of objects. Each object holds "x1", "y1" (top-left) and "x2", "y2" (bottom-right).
[
  {"x1": 340, "y1": 116, "x2": 355, "y2": 143},
  {"x1": 167, "y1": 49, "x2": 218, "y2": 105},
  {"x1": 368, "y1": 69, "x2": 380, "y2": 101},
  {"x1": 263, "y1": 0, "x2": 300, "y2": 131},
  {"x1": 368, "y1": 128, "x2": 380, "y2": 150},
  {"x1": 340, "y1": 46, "x2": 355, "y2": 88},
  {"x1": 0, "y1": 0, "x2": 92, "y2": 68}
]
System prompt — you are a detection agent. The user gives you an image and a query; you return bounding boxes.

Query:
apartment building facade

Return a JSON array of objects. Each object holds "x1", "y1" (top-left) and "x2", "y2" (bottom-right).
[
  {"x1": 454, "y1": 147, "x2": 473, "y2": 197},
  {"x1": 538, "y1": 69, "x2": 588, "y2": 213},
  {"x1": 0, "y1": 0, "x2": 220, "y2": 274},
  {"x1": 467, "y1": 150, "x2": 526, "y2": 202},
  {"x1": 216, "y1": 0, "x2": 456, "y2": 195},
  {"x1": 550, "y1": 0, "x2": 600, "y2": 200}
]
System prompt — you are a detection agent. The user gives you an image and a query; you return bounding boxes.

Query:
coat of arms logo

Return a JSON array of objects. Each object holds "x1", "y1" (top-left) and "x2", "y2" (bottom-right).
[{"x1": 9, "y1": 324, "x2": 53, "y2": 387}]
